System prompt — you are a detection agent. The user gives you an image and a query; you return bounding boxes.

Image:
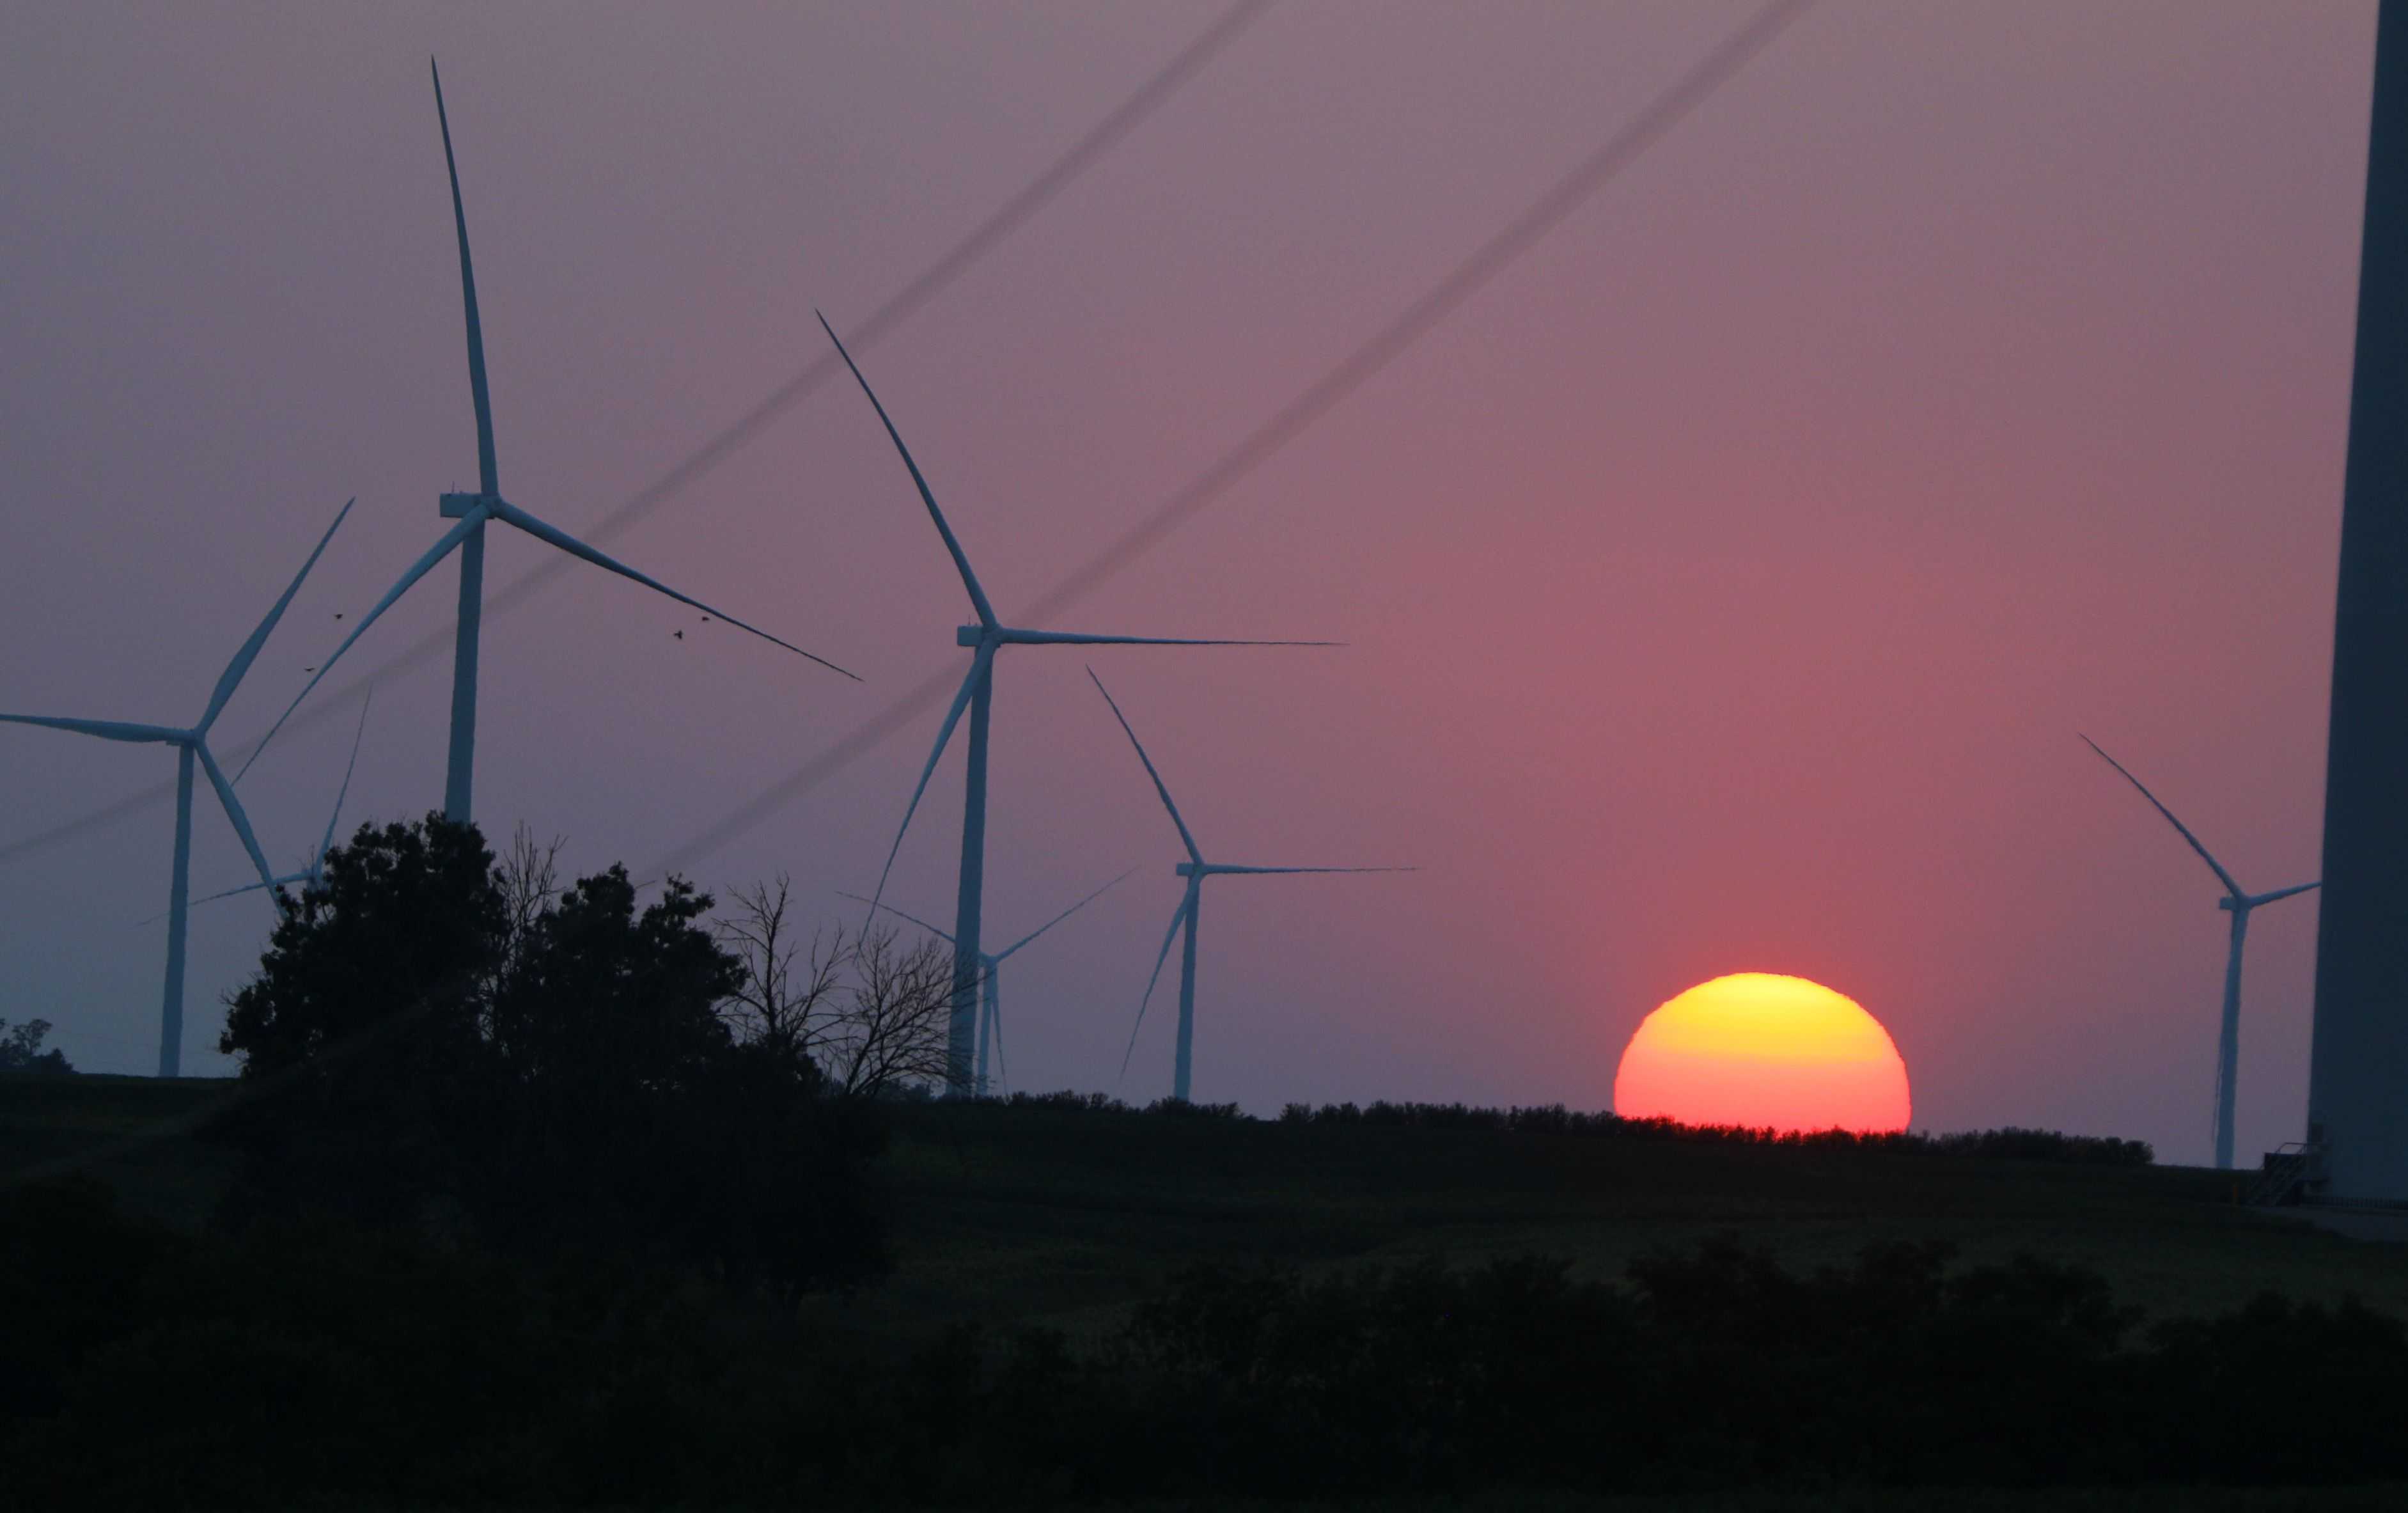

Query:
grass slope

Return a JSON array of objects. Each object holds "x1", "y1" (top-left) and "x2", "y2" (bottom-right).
[
  {"x1": 6, "y1": 1072, "x2": 2402, "y2": 1335},
  {"x1": 862, "y1": 1100, "x2": 2408, "y2": 1337}
]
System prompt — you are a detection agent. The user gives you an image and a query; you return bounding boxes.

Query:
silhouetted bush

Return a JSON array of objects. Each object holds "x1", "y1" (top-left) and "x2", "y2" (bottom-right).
[
  {"x1": 10, "y1": 1183, "x2": 2408, "y2": 1507},
  {"x1": 209, "y1": 814, "x2": 887, "y2": 1293},
  {"x1": 0, "y1": 1019, "x2": 72, "y2": 1076},
  {"x1": 1272, "y1": 1100, "x2": 2153, "y2": 1165}
]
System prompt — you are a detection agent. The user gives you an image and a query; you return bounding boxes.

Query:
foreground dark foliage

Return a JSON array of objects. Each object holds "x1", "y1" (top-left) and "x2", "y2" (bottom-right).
[
  {"x1": 7, "y1": 1177, "x2": 2398, "y2": 1508},
  {"x1": 210, "y1": 815, "x2": 887, "y2": 1293},
  {"x1": 0, "y1": 1018, "x2": 73, "y2": 1076}
]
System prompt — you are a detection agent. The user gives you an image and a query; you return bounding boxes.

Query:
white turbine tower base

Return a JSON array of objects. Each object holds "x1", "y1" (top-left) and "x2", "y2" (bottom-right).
[
  {"x1": 820, "y1": 314, "x2": 1333, "y2": 1096},
  {"x1": 239, "y1": 61, "x2": 857, "y2": 817},
  {"x1": 2083, "y1": 735, "x2": 2318, "y2": 1171},
  {"x1": 841, "y1": 868, "x2": 1132, "y2": 1095},
  {"x1": 1088, "y1": 668, "x2": 1411, "y2": 1103},
  {"x1": 1, "y1": 499, "x2": 354, "y2": 1076}
]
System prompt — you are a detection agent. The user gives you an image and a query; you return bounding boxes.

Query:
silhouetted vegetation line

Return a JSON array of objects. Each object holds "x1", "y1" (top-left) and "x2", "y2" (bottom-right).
[
  {"x1": 6, "y1": 1177, "x2": 2404, "y2": 1507},
  {"x1": 982, "y1": 1090, "x2": 2154, "y2": 1166}
]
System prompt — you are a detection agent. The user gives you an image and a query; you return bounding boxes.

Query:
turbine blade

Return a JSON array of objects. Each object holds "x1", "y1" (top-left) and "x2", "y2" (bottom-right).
[
  {"x1": 432, "y1": 59, "x2": 499, "y2": 496},
  {"x1": 0, "y1": 714, "x2": 184, "y2": 745},
  {"x1": 833, "y1": 889, "x2": 956, "y2": 946},
  {"x1": 196, "y1": 742, "x2": 280, "y2": 897},
  {"x1": 1119, "y1": 886, "x2": 1194, "y2": 1085},
  {"x1": 317, "y1": 688, "x2": 372, "y2": 865},
  {"x1": 1086, "y1": 668, "x2": 1203, "y2": 864},
  {"x1": 181, "y1": 874, "x2": 304, "y2": 913},
  {"x1": 866, "y1": 654, "x2": 985, "y2": 918},
  {"x1": 993, "y1": 866, "x2": 1138, "y2": 960},
  {"x1": 201, "y1": 498, "x2": 355, "y2": 732},
  {"x1": 2252, "y1": 881, "x2": 2322, "y2": 907},
  {"x1": 816, "y1": 312, "x2": 999, "y2": 630},
  {"x1": 2079, "y1": 735, "x2": 2243, "y2": 897},
  {"x1": 1209, "y1": 865, "x2": 1417, "y2": 875},
  {"x1": 1001, "y1": 630, "x2": 1341, "y2": 647},
  {"x1": 490, "y1": 501, "x2": 859, "y2": 679},
  {"x1": 236, "y1": 513, "x2": 482, "y2": 781}
]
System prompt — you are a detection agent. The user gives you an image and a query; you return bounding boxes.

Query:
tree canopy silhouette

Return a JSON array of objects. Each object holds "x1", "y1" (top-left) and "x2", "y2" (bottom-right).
[{"x1": 212, "y1": 814, "x2": 885, "y2": 1291}]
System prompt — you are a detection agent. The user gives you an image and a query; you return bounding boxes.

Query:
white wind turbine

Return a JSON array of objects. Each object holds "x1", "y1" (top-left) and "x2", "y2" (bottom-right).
[
  {"x1": 240, "y1": 61, "x2": 856, "y2": 815},
  {"x1": 1, "y1": 499, "x2": 354, "y2": 1076},
  {"x1": 2083, "y1": 735, "x2": 2318, "y2": 1171},
  {"x1": 1089, "y1": 668, "x2": 1410, "y2": 1102},
  {"x1": 187, "y1": 691, "x2": 373, "y2": 912},
  {"x1": 818, "y1": 315, "x2": 1331, "y2": 1095},
  {"x1": 841, "y1": 869, "x2": 1134, "y2": 1095}
]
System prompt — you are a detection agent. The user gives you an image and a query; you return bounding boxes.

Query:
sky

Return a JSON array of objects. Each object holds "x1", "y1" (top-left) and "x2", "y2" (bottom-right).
[{"x1": 0, "y1": 1, "x2": 2375, "y2": 1167}]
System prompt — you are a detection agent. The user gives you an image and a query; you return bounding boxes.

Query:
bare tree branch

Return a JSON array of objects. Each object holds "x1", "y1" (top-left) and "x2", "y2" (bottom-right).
[{"x1": 715, "y1": 882, "x2": 964, "y2": 1099}]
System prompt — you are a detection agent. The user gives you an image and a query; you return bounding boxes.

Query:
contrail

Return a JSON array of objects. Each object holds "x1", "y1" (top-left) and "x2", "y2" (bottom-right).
[
  {"x1": 0, "y1": 0, "x2": 1275, "y2": 865},
  {"x1": 655, "y1": 0, "x2": 1817, "y2": 871}
]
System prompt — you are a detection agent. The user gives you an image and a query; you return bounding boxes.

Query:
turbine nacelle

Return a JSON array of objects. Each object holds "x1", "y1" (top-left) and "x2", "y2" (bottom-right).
[{"x1": 438, "y1": 491, "x2": 498, "y2": 519}]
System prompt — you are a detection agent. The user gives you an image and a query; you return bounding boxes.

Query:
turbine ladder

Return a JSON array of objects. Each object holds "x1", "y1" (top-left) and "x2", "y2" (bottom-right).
[{"x1": 2248, "y1": 1141, "x2": 2322, "y2": 1207}]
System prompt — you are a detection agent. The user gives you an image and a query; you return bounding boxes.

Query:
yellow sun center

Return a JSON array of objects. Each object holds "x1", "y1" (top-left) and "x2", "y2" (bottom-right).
[{"x1": 1613, "y1": 972, "x2": 1911, "y2": 1134}]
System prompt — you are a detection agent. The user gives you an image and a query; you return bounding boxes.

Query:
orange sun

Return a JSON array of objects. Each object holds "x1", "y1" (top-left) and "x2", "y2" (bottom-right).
[{"x1": 1613, "y1": 973, "x2": 1911, "y2": 1134}]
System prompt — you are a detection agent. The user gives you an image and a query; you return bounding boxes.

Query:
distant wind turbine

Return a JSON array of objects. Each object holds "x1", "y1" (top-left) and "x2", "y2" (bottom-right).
[
  {"x1": 239, "y1": 61, "x2": 856, "y2": 817},
  {"x1": 2083, "y1": 734, "x2": 2318, "y2": 1171},
  {"x1": 1089, "y1": 668, "x2": 1409, "y2": 1102},
  {"x1": 819, "y1": 315, "x2": 1333, "y2": 1095},
  {"x1": 186, "y1": 691, "x2": 374, "y2": 912},
  {"x1": 1, "y1": 500, "x2": 354, "y2": 1076},
  {"x1": 841, "y1": 869, "x2": 1134, "y2": 1095}
]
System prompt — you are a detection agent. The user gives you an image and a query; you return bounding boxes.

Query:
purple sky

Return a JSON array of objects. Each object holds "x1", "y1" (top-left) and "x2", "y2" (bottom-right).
[{"x1": 0, "y1": 2, "x2": 2375, "y2": 1165}]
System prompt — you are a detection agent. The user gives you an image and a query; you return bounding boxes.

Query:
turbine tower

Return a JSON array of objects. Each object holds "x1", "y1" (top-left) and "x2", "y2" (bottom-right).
[
  {"x1": 2083, "y1": 735, "x2": 2317, "y2": 1171},
  {"x1": 818, "y1": 315, "x2": 1329, "y2": 1095},
  {"x1": 1, "y1": 499, "x2": 353, "y2": 1076},
  {"x1": 1089, "y1": 669, "x2": 1409, "y2": 1102},
  {"x1": 241, "y1": 61, "x2": 856, "y2": 811},
  {"x1": 841, "y1": 869, "x2": 1132, "y2": 1095},
  {"x1": 2310, "y1": 0, "x2": 2408, "y2": 1203},
  {"x1": 190, "y1": 691, "x2": 374, "y2": 911}
]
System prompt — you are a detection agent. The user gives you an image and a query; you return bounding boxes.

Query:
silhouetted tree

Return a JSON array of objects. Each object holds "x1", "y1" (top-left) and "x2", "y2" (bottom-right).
[
  {"x1": 214, "y1": 815, "x2": 506, "y2": 1221},
  {"x1": 717, "y1": 880, "x2": 955, "y2": 1097},
  {"x1": 716, "y1": 873, "x2": 843, "y2": 1078},
  {"x1": 0, "y1": 1017, "x2": 72, "y2": 1075},
  {"x1": 210, "y1": 815, "x2": 887, "y2": 1289}
]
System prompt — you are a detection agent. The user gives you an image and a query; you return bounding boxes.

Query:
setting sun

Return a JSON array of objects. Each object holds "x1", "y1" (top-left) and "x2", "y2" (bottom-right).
[{"x1": 1613, "y1": 973, "x2": 1911, "y2": 1134}]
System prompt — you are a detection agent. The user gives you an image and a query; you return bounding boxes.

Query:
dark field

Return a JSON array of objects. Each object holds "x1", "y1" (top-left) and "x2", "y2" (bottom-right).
[
  {"x1": 8, "y1": 1072, "x2": 2407, "y2": 1332},
  {"x1": 11, "y1": 1074, "x2": 2408, "y2": 1511},
  {"x1": 873, "y1": 1101, "x2": 2408, "y2": 1336}
]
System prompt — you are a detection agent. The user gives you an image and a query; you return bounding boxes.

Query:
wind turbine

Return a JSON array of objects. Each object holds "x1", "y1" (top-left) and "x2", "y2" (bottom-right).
[
  {"x1": 239, "y1": 61, "x2": 856, "y2": 815},
  {"x1": 1089, "y1": 668, "x2": 1409, "y2": 1102},
  {"x1": 1, "y1": 499, "x2": 353, "y2": 1077},
  {"x1": 818, "y1": 314, "x2": 1333, "y2": 1095},
  {"x1": 841, "y1": 868, "x2": 1134, "y2": 1095},
  {"x1": 187, "y1": 691, "x2": 374, "y2": 912},
  {"x1": 2083, "y1": 735, "x2": 2319, "y2": 1171}
]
